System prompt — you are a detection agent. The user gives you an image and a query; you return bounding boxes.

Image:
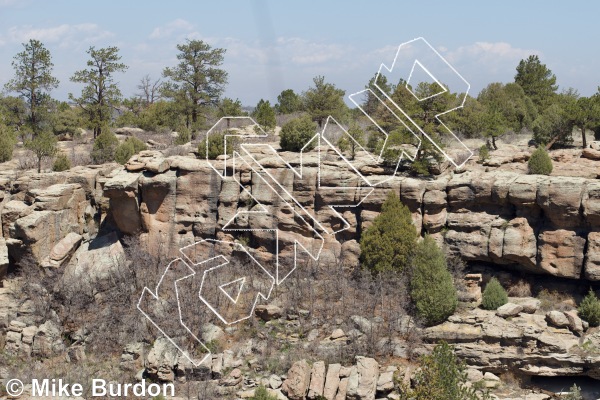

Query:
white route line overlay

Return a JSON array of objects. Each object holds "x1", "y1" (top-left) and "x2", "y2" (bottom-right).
[
  {"x1": 348, "y1": 36, "x2": 473, "y2": 170},
  {"x1": 138, "y1": 239, "x2": 275, "y2": 367},
  {"x1": 138, "y1": 37, "x2": 473, "y2": 365}
]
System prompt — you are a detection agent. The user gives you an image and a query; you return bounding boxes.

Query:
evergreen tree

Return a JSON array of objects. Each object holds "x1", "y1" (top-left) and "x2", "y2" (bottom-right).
[
  {"x1": 70, "y1": 46, "x2": 128, "y2": 138},
  {"x1": 0, "y1": 123, "x2": 17, "y2": 162},
  {"x1": 91, "y1": 129, "x2": 119, "y2": 164},
  {"x1": 579, "y1": 289, "x2": 600, "y2": 327},
  {"x1": 115, "y1": 136, "x2": 147, "y2": 164},
  {"x1": 217, "y1": 97, "x2": 245, "y2": 129},
  {"x1": 532, "y1": 100, "x2": 575, "y2": 149},
  {"x1": 279, "y1": 115, "x2": 317, "y2": 152},
  {"x1": 198, "y1": 131, "x2": 240, "y2": 160},
  {"x1": 275, "y1": 89, "x2": 303, "y2": 114},
  {"x1": 303, "y1": 75, "x2": 346, "y2": 127},
  {"x1": 360, "y1": 191, "x2": 417, "y2": 273},
  {"x1": 527, "y1": 146, "x2": 553, "y2": 175},
  {"x1": 252, "y1": 99, "x2": 276, "y2": 131},
  {"x1": 410, "y1": 235, "x2": 457, "y2": 326},
  {"x1": 162, "y1": 40, "x2": 227, "y2": 131},
  {"x1": 481, "y1": 277, "x2": 508, "y2": 310},
  {"x1": 52, "y1": 154, "x2": 71, "y2": 171},
  {"x1": 5, "y1": 39, "x2": 59, "y2": 135},
  {"x1": 514, "y1": 55, "x2": 558, "y2": 111},
  {"x1": 25, "y1": 130, "x2": 58, "y2": 172}
]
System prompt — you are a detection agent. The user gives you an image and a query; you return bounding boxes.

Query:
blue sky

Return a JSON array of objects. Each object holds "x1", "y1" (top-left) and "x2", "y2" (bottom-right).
[{"x1": 0, "y1": 0, "x2": 599, "y2": 106}]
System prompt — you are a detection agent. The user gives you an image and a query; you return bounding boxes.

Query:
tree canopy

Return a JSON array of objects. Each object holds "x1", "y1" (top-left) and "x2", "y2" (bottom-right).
[
  {"x1": 514, "y1": 55, "x2": 558, "y2": 111},
  {"x1": 5, "y1": 39, "x2": 59, "y2": 135},
  {"x1": 69, "y1": 46, "x2": 128, "y2": 138},
  {"x1": 303, "y1": 75, "x2": 347, "y2": 127},
  {"x1": 360, "y1": 191, "x2": 417, "y2": 273},
  {"x1": 162, "y1": 39, "x2": 227, "y2": 131},
  {"x1": 275, "y1": 89, "x2": 303, "y2": 114}
]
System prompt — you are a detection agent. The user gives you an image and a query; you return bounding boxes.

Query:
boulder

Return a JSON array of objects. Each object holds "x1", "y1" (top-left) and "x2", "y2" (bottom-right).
[
  {"x1": 496, "y1": 303, "x2": 523, "y2": 318},
  {"x1": 269, "y1": 374, "x2": 282, "y2": 389},
  {"x1": 126, "y1": 150, "x2": 172, "y2": 173},
  {"x1": 307, "y1": 360, "x2": 326, "y2": 399},
  {"x1": 582, "y1": 147, "x2": 600, "y2": 160},
  {"x1": 346, "y1": 356, "x2": 378, "y2": 400},
  {"x1": 282, "y1": 359, "x2": 311, "y2": 400},
  {"x1": 42, "y1": 232, "x2": 83, "y2": 268},
  {"x1": 323, "y1": 363, "x2": 341, "y2": 399},
  {"x1": 510, "y1": 297, "x2": 540, "y2": 314},
  {"x1": 376, "y1": 366, "x2": 396, "y2": 392},
  {"x1": 219, "y1": 368, "x2": 243, "y2": 387},
  {"x1": 146, "y1": 337, "x2": 179, "y2": 382},
  {"x1": 563, "y1": 310, "x2": 584, "y2": 333},
  {"x1": 483, "y1": 372, "x2": 500, "y2": 389},
  {"x1": 115, "y1": 127, "x2": 146, "y2": 136},
  {"x1": 201, "y1": 323, "x2": 225, "y2": 343},
  {"x1": 32, "y1": 320, "x2": 64, "y2": 358},
  {"x1": 255, "y1": 304, "x2": 283, "y2": 321},
  {"x1": 546, "y1": 311, "x2": 570, "y2": 328},
  {"x1": 61, "y1": 232, "x2": 126, "y2": 296},
  {"x1": 330, "y1": 328, "x2": 346, "y2": 341}
]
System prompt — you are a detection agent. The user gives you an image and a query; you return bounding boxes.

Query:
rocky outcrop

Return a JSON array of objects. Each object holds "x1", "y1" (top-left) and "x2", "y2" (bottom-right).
[
  {"x1": 423, "y1": 305, "x2": 600, "y2": 380},
  {"x1": 2, "y1": 151, "x2": 595, "y2": 285},
  {"x1": 94, "y1": 153, "x2": 600, "y2": 283}
]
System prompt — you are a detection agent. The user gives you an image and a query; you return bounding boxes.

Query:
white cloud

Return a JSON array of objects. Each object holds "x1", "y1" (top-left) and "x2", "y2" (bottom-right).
[
  {"x1": 0, "y1": 23, "x2": 114, "y2": 48},
  {"x1": 149, "y1": 19, "x2": 195, "y2": 39},
  {"x1": 445, "y1": 42, "x2": 540, "y2": 66}
]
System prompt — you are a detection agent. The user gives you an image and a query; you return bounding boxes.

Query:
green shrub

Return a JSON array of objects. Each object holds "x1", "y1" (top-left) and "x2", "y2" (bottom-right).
[
  {"x1": 198, "y1": 131, "x2": 240, "y2": 160},
  {"x1": 481, "y1": 277, "x2": 508, "y2": 310},
  {"x1": 478, "y1": 144, "x2": 490, "y2": 162},
  {"x1": 402, "y1": 341, "x2": 491, "y2": 400},
  {"x1": 52, "y1": 154, "x2": 71, "y2": 171},
  {"x1": 528, "y1": 145, "x2": 553, "y2": 175},
  {"x1": 564, "y1": 384, "x2": 583, "y2": 400},
  {"x1": 410, "y1": 236, "x2": 457, "y2": 326},
  {"x1": 249, "y1": 386, "x2": 278, "y2": 400},
  {"x1": 91, "y1": 130, "x2": 119, "y2": 164},
  {"x1": 579, "y1": 289, "x2": 600, "y2": 327},
  {"x1": 174, "y1": 126, "x2": 191, "y2": 145},
  {"x1": 360, "y1": 191, "x2": 417, "y2": 273},
  {"x1": 0, "y1": 124, "x2": 16, "y2": 162},
  {"x1": 26, "y1": 130, "x2": 58, "y2": 173},
  {"x1": 279, "y1": 115, "x2": 317, "y2": 152},
  {"x1": 114, "y1": 136, "x2": 147, "y2": 164},
  {"x1": 252, "y1": 99, "x2": 276, "y2": 131}
]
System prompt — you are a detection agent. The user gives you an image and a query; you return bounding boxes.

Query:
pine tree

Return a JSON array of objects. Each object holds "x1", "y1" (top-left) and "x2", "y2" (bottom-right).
[
  {"x1": 5, "y1": 39, "x2": 59, "y2": 135},
  {"x1": 25, "y1": 130, "x2": 57, "y2": 172},
  {"x1": 410, "y1": 236, "x2": 457, "y2": 326},
  {"x1": 252, "y1": 99, "x2": 276, "y2": 131},
  {"x1": 360, "y1": 191, "x2": 417, "y2": 273},
  {"x1": 579, "y1": 289, "x2": 600, "y2": 327},
  {"x1": 70, "y1": 46, "x2": 128, "y2": 138},
  {"x1": 481, "y1": 277, "x2": 508, "y2": 310}
]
